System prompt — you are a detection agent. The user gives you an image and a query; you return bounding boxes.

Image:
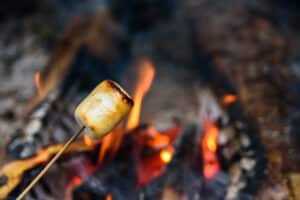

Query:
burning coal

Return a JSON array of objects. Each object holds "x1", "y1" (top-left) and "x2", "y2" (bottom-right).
[{"x1": 201, "y1": 119, "x2": 220, "y2": 180}]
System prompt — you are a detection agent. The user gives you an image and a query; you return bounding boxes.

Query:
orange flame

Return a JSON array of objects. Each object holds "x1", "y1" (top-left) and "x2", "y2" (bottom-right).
[
  {"x1": 126, "y1": 58, "x2": 155, "y2": 131},
  {"x1": 106, "y1": 194, "x2": 112, "y2": 200},
  {"x1": 201, "y1": 119, "x2": 220, "y2": 179},
  {"x1": 97, "y1": 126, "x2": 124, "y2": 165},
  {"x1": 98, "y1": 133, "x2": 113, "y2": 164},
  {"x1": 223, "y1": 94, "x2": 237, "y2": 105},
  {"x1": 137, "y1": 126, "x2": 180, "y2": 187},
  {"x1": 34, "y1": 72, "x2": 43, "y2": 96},
  {"x1": 145, "y1": 126, "x2": 171, "y2": 149},
  {"x1": 97, "y1": 58, "x2": 155, "y2": 164},
  {"x1": 83, "y1": 134, "x2": 94, "y2": 148}
]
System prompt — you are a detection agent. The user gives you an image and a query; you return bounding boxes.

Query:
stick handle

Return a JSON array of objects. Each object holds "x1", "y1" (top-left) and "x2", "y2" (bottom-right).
[{"x1": 16, "y1": 126, "x2": 85, "y2": 200}]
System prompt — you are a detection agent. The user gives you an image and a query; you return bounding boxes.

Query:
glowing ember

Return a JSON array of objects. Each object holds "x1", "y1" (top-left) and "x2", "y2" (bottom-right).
[
  {"x1": 126, "y1": 58, "x2": 155, "y2": 131},
  {"x1": 106, "y1": 193, "x2": 112, "y2": 200},
  {"x1": 137, "y1": 126, "x2": 180, "y2": 187},
  {"x1": 34, "y1": 72, "x2": 43, "y2": 96},
  {"x1": 223, "y1": 94, "x2": 237, "y2": 105},
  {"x1": 160, "y1": 147, "x2": 173, "y2": 163},
  {"x1": 145, "y1": 126, "x2": 171, "y2": 149},
  {"x1": 138, "y1": 151, "x2": 168, "y2": 187},
  {"x1": 83, "y1": 134, "x2": 94, "y2": 148},
  {"x1": 72, "y1": 176, "x2": 83, "y2": 185},
  {"x1": 201, "y1": 119, "x2": 220, "y2": 179}
]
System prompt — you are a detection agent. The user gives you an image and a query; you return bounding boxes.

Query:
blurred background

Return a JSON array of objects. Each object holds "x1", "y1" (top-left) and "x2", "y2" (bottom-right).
[{"x1": 0, "y1": 0, "x2": 300, "y2": 199}]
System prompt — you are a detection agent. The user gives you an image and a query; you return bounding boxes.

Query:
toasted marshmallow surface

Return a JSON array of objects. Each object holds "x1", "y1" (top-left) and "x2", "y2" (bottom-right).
[{"x1": 75, "y1": 80, "x2": 133, "y2": 139}]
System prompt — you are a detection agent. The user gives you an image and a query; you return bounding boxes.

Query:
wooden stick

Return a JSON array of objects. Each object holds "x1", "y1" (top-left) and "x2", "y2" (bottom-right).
[{"x1": 16, "y1": 126, "x2": 85, "y2": 200}]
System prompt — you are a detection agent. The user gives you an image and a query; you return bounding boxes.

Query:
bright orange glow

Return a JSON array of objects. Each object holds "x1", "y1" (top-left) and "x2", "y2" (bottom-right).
[
  {"x1": 109, "y1": 127, "x2": 125, "y2": 160},
  {"x1": 97, "y1": 126, "x2": 124, "y2": 165},
  {"x1": 126, "y1": 58, "x2": 155, "y2": 131},
  {"x1": 136, "y1": 126, "x2": 180, "y2": 187},
  {"x1": 72, "y1": 176, "x2": 83, "y2": 185},
  {"x1": 223, "y1": 94, "x2": 237, "y2": 105},
  {"x1": 201, "y1": 119, "x2": 220, "y2": 179},
  {"x1": 98, "y1": 133, "x2": 113, "y2": 164},
  {"x1": 145, "y1": 126, "x2": 170, "y2": 148},
  {"x1": 97, "y1": 58, "x2": 155, "y2": 166},
  {"x1": 34, "y1": 72, "x2": 43, "y2": 96},
  {"x1": 160, "y1": 148, "x2": 173, "y2": 163},
  {"x1": 106, "y1": 194, "x2": 112, "y2": 200},
  {"x1": 204, "y1": 124, "x2": 218, "y2": 152},
  {"x1": 83, "y1": 134, "x2": 94, "y2": 148}
]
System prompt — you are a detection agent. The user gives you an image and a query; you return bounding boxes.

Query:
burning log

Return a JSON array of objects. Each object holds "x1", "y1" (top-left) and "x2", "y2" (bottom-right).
[
  {"x1": 7, "y1": 9, "x2": 128, "y2": 160},
  {"x1": 72, "y1": 123, "x2": 181, "y2": 199},
  {"x1": 1, "y1": 80, "x2": 134, "y2": 200},
  {"x1": 184, "y1": 0, "x2": 294, "y2": 198},
  {"x1": 141, "y1": 125, "x2": 228, "y2": 200},
  {"x1": 0, "y1": 139, "x2": 96, "y2": 199},
  {"x1": 2, "y1": 1, "x2": 292, "y2": 199}
]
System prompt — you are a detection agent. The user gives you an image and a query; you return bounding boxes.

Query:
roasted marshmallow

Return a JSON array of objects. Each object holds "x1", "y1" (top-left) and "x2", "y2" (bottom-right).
[{"x1": 75, "y1": 80, "x2": 133, "y2": 139}]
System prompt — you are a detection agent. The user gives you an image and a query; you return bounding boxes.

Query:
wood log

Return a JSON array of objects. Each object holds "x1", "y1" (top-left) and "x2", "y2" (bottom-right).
[{"x1": 0, "y1": 139, "x2": 97, "y2": 199}]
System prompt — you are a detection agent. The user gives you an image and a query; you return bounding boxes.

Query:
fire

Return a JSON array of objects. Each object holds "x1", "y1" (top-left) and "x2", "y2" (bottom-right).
[
  {"x1": 145, "y1": 126, "x2": 171, "y2": 149},
  {"x1": 83, "y1": 134, "x2": 94, "y2": 148},
  {"x1": 223, "y1": 94, "x2": 237, "y2": 105},
  {"x1": 97, "y1": 126, "x2": 125, "y2": 165},
  {"x1": 201, "y1": 119, "x2": 220, "y2": 179},
  {"x1": 72, "y1": 176, "x2": 83, "y2": 185},
  {"x1": 204, "y1": 123, "x2": 218, "y2": 152},
  {"x1": 126, "y1": 58, "x2": 155, "y2": 131},
  {"x1": 34, "y1": 71, "x2": 43, "y2": 96},
  {"x1": 136, "y1": 126, "x2": 180, "y2": 187},
  {"x1": 160, "y1": 147, "x2": 173, "y2": 163},
  {"x1": 97, "y1": 58, "x2": 155, "y2": 164},
  {"x1": 106, "y1": 194, "x2": 112, "y2": 200},
  {"x1": 98, "y1": 133, "x2": 113, "y2": 164}
]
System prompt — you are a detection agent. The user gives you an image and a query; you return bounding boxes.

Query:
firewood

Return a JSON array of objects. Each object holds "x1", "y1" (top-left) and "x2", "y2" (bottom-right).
[
  {"x1": 23, "y1": 10, "x2": 125, "y2": 117},
  {"x1": 13, "y1": 80, "x2": 133, "y2": 199},
  {"x1": 0, "y1": 139, "x2": 95, "y2": 199}
]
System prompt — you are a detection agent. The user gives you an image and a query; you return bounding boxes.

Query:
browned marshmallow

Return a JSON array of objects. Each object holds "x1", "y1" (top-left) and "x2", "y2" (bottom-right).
[{"x1": 75, "y1": 80, "x2": 133, "y2": 139}]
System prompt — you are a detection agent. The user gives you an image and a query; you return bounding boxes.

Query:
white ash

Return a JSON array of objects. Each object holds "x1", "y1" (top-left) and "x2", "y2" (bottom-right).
[
  {"x1": 197, "y1": 89, "x2": 224, "y2": 124},
  {"x1": 226, "y1": 185, "x2": 239, "y2": 200},
  {"x1": 218, "y1": 127, "x2": 236, "y2": 146},
  {"x1": 241, "y1": 157, "x2": 256, "y2": 171},
  {"x1": 240, "y1": 134, "x2": 251, "y2": 148},
  {"x1": 0, "y1": 27, "x2": 49, "y2": 148},
  {"x1": 24, "y1": 119, "x2": 42, "y2": 137}
]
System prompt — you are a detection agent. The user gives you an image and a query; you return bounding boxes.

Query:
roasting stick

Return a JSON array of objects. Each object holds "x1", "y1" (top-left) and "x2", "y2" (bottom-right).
[
  {"x1": 16, "y1": 126, "x2": 85, "y2": 200},
  {"x1": 16, "y1": 80, "x2": 133, "y2": 200}
]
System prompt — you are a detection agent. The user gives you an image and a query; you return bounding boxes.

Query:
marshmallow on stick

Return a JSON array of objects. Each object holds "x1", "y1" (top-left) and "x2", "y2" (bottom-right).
[
  {"x1": 17, "y1": 80, "x2": 133, "y2": 200},
  {"x1": 75, "y1": 80, "x2": 134, "y2": 138}
]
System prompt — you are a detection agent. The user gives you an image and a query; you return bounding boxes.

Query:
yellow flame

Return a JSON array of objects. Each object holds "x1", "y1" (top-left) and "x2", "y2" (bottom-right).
[
  {"x1": 160, "y1": 147, "x2": 173, "y2": 163},
  {"x1": 126, "y1": 58, "x2": 155, "y2": 131}
]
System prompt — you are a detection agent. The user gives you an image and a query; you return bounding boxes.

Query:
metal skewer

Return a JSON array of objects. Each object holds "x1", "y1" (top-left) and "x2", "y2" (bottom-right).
[{"x1": 16, "y1": 126, "x2": 85, "y2": 200}]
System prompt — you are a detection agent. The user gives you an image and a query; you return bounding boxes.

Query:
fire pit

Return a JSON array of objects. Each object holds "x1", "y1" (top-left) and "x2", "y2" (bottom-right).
[{"x1": 0, "y1": 0, "x2": 299, "y2": 199}]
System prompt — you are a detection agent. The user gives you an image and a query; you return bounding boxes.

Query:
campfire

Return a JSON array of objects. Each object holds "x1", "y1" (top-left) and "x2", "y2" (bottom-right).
[
  {"x1": 0, "y1": 52, "x2": 263, "y2": 199},
  {"x1": 1, "y1": 0, "x2": 300, "y2": 199}
]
